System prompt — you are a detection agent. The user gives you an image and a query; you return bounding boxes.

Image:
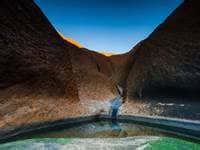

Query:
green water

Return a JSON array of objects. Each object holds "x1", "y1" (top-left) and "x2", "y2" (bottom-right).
[
  {"x1": 146, "y1": 137, "x2": 200, "y2": 150},
  {"x1": 0, "y1": 137, "x2": 199, "y2": 150},
  {"x1": 0, "y1": 121, "x2": 199, "y2": 150}
]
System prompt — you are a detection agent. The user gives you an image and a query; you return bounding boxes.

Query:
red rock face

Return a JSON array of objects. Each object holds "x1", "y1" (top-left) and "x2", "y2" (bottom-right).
[
  {"x1": 0, "y1": 0, "x2": 118, "y2": 129},
  {"x1": 0, "y1": 0, "x2": 80, "y2": 128},
  {"x1": 2, "y1": 0, "x2": 200, "y2": 129},
  {"x1": 122, "y1": 0, "x2": 200, "y2": 99},
  {"x1": 69, "y1": 47, "x2": 117, "y2": 101},
  {"x1": 0, "y1": 0, "x2": 79, "y2": 98}
]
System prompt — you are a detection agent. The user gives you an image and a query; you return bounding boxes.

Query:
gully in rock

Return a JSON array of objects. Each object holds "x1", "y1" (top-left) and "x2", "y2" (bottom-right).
[{"x1": 110, "y1": 95, "x2": 123, "y2": 129}]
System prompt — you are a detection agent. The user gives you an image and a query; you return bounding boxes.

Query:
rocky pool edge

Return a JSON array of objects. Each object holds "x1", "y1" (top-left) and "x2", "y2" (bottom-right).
[{"x1": 0, "y1": 114, "x2": 199, "y2": 143}]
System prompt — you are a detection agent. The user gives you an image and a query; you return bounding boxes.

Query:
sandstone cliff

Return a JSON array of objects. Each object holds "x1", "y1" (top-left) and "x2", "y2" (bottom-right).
[
  {"x1": 1, "y1": 0, "x2": 199, "y2": 129},
  {"x1": 121, "y1": 0, "x2": 200, "y2": 99},
  {"x1": 0, "y1": 0, "x2": 119, "y2": 129},
  {"x1": 68, "y1": 47, "x2": 116, "y2": 101},
  {"x1": 0, "y1": 0, "x2": 80, "y2": 128}
]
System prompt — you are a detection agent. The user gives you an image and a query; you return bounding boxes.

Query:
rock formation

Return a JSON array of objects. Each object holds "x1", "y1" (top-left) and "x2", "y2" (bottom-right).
[
  {"x1": 120, "y1": 0, "x2": 200, "y2": 99},
  {"x1": 0, "y1": 0, "x2": 118, "y2": 129},
  {"x1": 59, "y1": 33, "x2": 117, "y2": 101},
  {"x1": 0, "y1": 0, "x2": 81, "y2": 128},
  {"x1": 68, "y1": 47, "x2": 116, "y2": 101},
  {"x1": 1, "y1": 0, "x2": 200, "y2": 129}
]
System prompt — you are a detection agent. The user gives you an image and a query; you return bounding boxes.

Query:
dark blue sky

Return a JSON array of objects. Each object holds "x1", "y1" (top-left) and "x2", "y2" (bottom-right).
[{"x1": 35, "y1": 0, "x2": 183, "y2": 54}]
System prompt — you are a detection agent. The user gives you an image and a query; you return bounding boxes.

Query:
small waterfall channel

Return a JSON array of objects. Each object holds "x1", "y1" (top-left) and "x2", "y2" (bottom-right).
[{"x1": 109, "y1": 96, "x2": 123, "y2": 129}]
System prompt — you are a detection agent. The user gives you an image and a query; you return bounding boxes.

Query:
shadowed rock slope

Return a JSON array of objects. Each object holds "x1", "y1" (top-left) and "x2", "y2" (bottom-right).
[
  {"x1": 58, "y1": 33, "x2": 118, "y2": 102},
  {"x1": 123, "y1": 0, "x2": 200, "y2": 99},
  {"x1": 68, "y1": 47, "x2": 117, "y2": 101},
  {"x1": 0, "y1": 0, "x2": 80, "y2": 128}
]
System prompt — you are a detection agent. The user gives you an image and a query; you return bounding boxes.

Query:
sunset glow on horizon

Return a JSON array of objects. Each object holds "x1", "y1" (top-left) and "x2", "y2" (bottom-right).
[
  {"x1": 59, "y1": 31, "x2": 115, "y2": 56},
  {"x1": 58, "y1": 32, "x2": 83, "y2": 48}
]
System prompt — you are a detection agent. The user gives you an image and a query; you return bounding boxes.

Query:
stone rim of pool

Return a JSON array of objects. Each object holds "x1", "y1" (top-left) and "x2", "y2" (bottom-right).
[{"x1": 0, "y1": 114, "x2": 199, "y2": 144}]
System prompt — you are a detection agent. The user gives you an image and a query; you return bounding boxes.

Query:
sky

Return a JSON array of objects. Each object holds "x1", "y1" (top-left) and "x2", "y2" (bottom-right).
[{"x1": 35, "y1": 0, "x2": 183, "y2": 54}]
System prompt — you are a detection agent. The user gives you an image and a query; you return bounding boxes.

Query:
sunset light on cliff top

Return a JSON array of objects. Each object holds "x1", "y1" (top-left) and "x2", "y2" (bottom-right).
[
  {"x1": 59, "y1": 32, "x2": 114, "y2": 56},
  {"x1": 58, "y1": 32, "x2": 83, "y2": 48},
  {"x1": 98, "y1": 52, "x2": 114, "y2": 56}
]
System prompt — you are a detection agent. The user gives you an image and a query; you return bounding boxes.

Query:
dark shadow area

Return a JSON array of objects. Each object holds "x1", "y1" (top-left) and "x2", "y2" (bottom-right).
[
  {"x1": 147, "y1": 99, "x2": 200, "y2": 120},
  {"x1": 141, "y1": 85, "x2": 200, "y2": 101}
]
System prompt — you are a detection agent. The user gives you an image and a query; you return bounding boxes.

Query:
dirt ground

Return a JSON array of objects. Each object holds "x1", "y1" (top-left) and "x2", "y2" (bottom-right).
[{"x1": 121, "y1": 97, "x2": 200, "y2": 120}]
